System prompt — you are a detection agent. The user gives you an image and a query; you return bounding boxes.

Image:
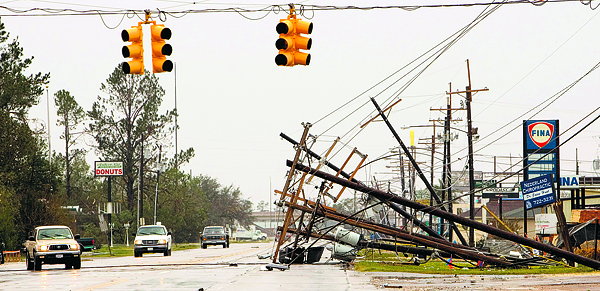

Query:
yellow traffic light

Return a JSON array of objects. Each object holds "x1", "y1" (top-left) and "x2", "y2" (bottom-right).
[
  {"x1": 150, "y1": 24, "x2": 173, "y2": 73},
  {"x1": 121, "y1": 25, "x2": 144, "y2": 74},
  {"x1": 275, "y1": 15, "x2": 313, "y2": 67}
]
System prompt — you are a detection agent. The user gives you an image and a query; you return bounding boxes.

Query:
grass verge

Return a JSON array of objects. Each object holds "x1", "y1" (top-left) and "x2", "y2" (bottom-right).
[
  {"x1": 85, "y1": 243, "x2": 201, "y2": 258},
  {"x1": 354, "y1": 250, "x2": 599, "y2": 275}
]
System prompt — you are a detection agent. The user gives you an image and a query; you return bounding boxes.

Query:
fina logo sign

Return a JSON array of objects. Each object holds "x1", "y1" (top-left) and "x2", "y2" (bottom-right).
[{"x1": 528, "y1": 121, "x2": 554, "y2": 148}]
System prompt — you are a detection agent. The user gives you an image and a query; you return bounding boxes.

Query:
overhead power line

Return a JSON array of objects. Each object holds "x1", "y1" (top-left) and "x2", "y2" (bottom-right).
[{"x1": 0, "y1": 0, "x2": 595, "y2": 18}]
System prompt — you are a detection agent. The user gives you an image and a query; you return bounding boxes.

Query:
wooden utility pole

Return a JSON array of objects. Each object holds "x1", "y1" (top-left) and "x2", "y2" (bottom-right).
[
  {"x1": 431, "y1": 84, "x2": 465, "y2": 241},
  {"x1": 446, "y1": 60, "x2": 488, "y2": 246},
  {"x1": 273, "y1": 123, "x2": 311, "y2": 264},
  {"x1": 418, "y1": 131, "x2": 442, "y2": 228}
]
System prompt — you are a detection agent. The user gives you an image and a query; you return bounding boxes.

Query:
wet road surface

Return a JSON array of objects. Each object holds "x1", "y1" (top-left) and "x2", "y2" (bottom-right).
[
  {"x1": 2, "y1": 243, "x2": 600, "y2": 290},
  {"x1": 0, "y1": 242, "x2": 375, "y2": 290}
]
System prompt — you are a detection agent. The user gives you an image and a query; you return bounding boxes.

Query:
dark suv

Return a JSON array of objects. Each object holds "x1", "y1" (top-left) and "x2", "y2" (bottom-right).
[{"x1": 200, "y1": 226, "x2": 229, "y2": 249}]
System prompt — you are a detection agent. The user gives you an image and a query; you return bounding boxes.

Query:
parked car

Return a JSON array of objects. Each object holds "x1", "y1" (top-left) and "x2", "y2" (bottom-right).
[
  {"x1": 133, "y1": 224, "x2": 172, "y2": 257},
  {"x1": 75, "y1": 237, "x2": 95, "y2": 252},
  {"x1": 200, "y1": 226, "x2": 229, "y2": 249},
  {"x1": 24, "y1": 225, "x2": 81, "y2": 270}
]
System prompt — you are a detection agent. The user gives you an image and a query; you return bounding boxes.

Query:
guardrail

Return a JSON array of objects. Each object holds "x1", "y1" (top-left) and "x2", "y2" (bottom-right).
[{"x1": 2, "y1": 251, "x2": 22, "y2": 262}]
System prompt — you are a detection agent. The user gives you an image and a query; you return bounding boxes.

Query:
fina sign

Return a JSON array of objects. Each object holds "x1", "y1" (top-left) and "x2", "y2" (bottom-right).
[
  {"x1": 526, "y1": 121, "x2": 556, "y2": 150},
  {"x1": 521, "y1": 174, "x2": 556, "y2": 210},
  {"x1": 94, "y1": 161, "x2": 124, "y2": 176},
  {"x1": 560, "y1": 175, "x2": 580, "y2": 189}
]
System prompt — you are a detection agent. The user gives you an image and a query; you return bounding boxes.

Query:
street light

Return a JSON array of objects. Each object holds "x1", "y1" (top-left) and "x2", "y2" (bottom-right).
[{"x1": 153, "y1": 159, "x2": 166, "y2": 225}]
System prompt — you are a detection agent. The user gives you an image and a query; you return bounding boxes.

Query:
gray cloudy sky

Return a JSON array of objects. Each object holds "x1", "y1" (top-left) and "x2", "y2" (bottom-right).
[{"x1": 4, "y1": 0, "x2": 600, "y2": 206}]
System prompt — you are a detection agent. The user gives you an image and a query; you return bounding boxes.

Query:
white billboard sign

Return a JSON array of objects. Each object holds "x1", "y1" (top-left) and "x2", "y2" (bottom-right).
[
  {"x1": 535, "y1": 213, "x2": 558, "y2": 235},
  {"x1": 94, "y1": 161, "x2": 123, "y2": 176}
]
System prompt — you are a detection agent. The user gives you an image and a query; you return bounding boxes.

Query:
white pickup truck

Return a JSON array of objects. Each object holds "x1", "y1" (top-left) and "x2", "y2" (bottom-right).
[
  {"x1": 232, "y1": 228, "x2": 267, "y2": 241},
  {"x1": 24, "y1": 225, "x2": 81, "y2": 270},
  {"x1": 133, "y1": 224, "x2": 172, "y2": 257}
]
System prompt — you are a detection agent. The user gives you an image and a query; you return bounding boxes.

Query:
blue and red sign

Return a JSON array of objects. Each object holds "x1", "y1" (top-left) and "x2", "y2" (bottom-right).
[{"x1": 526, "y1": 120, "x2": 556, "y2": 150}]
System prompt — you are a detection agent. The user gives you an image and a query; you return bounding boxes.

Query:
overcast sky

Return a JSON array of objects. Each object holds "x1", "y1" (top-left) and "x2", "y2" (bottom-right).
[{"x1": 4, "y1": 0, "x2": 600, "y2": 207}]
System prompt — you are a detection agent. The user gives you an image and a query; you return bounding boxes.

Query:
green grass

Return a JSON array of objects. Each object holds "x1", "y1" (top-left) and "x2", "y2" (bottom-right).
[
  {"x1": 354, "y1": 260, "x2": 597, "y2": 275},
  {"x1": 85, "y1": 243, "x2": 201, "y2": 258},
  {"x1": 354, "y1": 249, "x2": 600, "y2": 275}
]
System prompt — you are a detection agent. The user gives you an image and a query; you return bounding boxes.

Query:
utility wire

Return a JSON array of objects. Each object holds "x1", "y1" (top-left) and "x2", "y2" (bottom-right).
[
  {"x1": 0, "y1": 0, "x2": 593, "y2": 17},
  {"x1": 0, "y1": 0, "x2": 598, "y2": 19},
  {"x1": 442, "y1": 105, "x2": 600, "y2": 209},
  {"x1": 311, "y1": 1, "x2": 506, "y2": 174}
]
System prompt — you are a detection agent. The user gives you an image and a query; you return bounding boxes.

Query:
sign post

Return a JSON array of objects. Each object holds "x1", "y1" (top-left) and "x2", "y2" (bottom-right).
[{"x1": 94, "y1": 161, "x2": 123, "y2": 249}]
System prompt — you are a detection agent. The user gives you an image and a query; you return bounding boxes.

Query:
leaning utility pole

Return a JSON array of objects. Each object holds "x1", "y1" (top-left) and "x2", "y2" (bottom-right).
[
  {"x1": 272, "y1": 123, "x2": 311, "y2": 264},
  {"x1": 371, "y1": 97, "x2": 468, "y2": 246}
]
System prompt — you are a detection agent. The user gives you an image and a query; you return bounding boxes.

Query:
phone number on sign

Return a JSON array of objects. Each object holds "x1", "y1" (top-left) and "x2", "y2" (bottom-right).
[{"x1": 530, "y1": 195, "x2": 555, "y2": 206}]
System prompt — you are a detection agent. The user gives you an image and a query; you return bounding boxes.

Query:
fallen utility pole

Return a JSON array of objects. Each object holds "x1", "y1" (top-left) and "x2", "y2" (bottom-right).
[
  {"x1": 379, "y1": 198, "x2": 445, "y2": 240},
  {"x1": 280, "y1": 132, "x2": 360, "y2": 184},
  {"x1": 282, "y1": 227, "x2": 440, "y2": 258},
  {"x1": 370, "y1": 97, "x2": 468, "y2": 246},
  {"x1": 287, "y1": 160, "x2": 600, "y2": 270},
  {"x1": 286, "y1": 202, "x2": 511, "y2": 266},
  {"x1": 287, "y1": 202, "x2": 478, "y2": 254},
  {"x1": 280, "y1": 131, "x2": 444, "y2": 241},
  {"x1": 273, "y1": 123, "x2": 311, "y2": 264}
]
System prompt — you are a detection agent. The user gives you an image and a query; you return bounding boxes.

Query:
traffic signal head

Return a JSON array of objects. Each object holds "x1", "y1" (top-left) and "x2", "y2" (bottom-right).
[
  {"x1": 150, "y1": 24, "x2": 173, "y2": 73},
  {"x1": 121, "y1": 25, "x2": 144, "y2": 74},
  {"x1": 275, "y1": 16, "x2": 313, "y2": 67}
]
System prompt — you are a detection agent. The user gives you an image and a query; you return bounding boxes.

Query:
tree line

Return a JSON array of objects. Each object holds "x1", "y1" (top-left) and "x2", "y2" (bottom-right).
[{"x1": 0, "y1": 20, "x2": 253, "y2": 250}]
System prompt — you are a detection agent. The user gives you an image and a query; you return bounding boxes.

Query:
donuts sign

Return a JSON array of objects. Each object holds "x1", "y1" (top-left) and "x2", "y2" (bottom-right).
[{"x1": 94, "y1": 161, "x2": 123, "y2": 176}]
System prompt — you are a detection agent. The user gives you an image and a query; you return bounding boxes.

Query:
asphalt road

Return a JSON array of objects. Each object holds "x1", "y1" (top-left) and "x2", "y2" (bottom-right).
[
  {"x1": 0, "y1": 242, "x2": 376, "y2": 291},
  {"x1": 2, "y1": 243, "x2": 600, "y2": 290}
]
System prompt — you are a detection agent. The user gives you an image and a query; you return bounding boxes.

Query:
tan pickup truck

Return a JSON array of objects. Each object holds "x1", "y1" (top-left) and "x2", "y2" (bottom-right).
[{"x1": 24, "y1": 225, "x2": 81, "y2": 270}]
